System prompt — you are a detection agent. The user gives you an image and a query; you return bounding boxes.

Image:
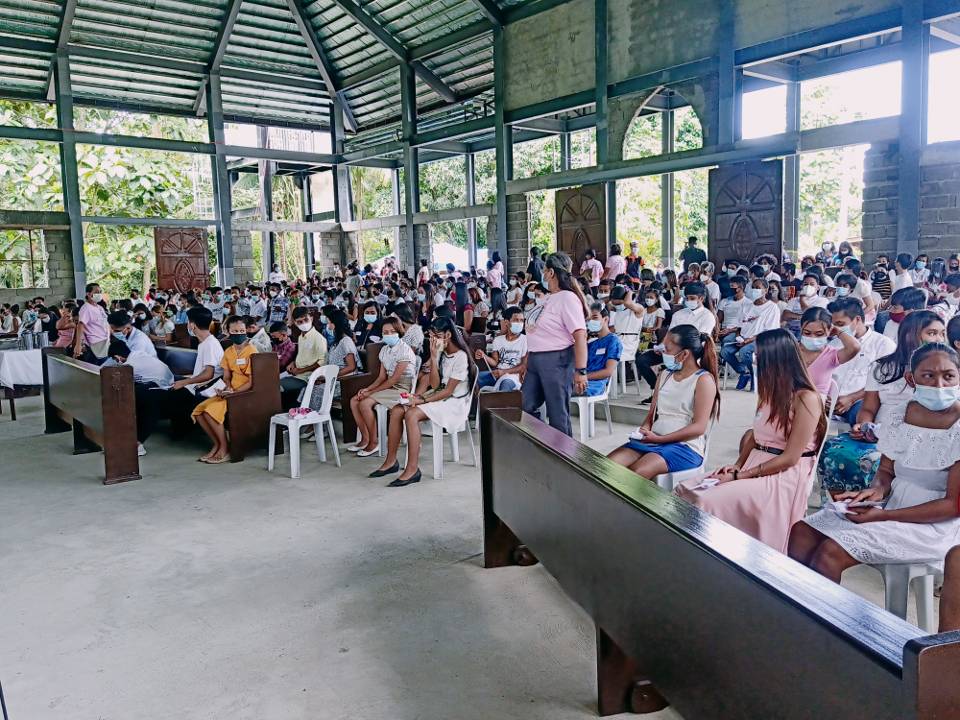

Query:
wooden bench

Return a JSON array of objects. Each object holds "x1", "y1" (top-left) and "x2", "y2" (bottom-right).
[
  {"x1": 42, "y1": 347, "x2": 141, "y2": 485},
  {"x1": 480, "y1": 409, "x2": 960, "y2": 719},
  {"x1": 336, "y1": 342, "x2": 383, "y2": 444}
]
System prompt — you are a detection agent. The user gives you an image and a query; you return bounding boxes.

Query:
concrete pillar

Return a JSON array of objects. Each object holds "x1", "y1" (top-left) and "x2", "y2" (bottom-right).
[
  {"x1": 398, "y1": 224, "x2": 430, "y2": 272},
  {"x1": 231, "y1": 228, "x2": 257, "y2": 285},
  {"x1": 505, "y1": 194, "x2": 530, "y2": 276}
]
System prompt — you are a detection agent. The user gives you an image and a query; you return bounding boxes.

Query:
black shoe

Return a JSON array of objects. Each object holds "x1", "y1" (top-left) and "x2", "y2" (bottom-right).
[
  {"x1": 388, "y1": 469, "x2": 422, "y2": 487},
  {"x1": 640, "y1": 395, "x2": 653, "y2": 405},
  {"x1": 369, "y1": 463, "x2": 400, "y2": 478}
]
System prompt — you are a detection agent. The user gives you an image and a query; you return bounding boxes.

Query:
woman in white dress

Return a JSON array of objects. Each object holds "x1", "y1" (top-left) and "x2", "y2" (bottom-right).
[
  {"x1": 369, "y1": 317, "x2": 473, "y2": 487},
  {"x1": 789, "y1": 343, "x2": 960, "y2": 581},
  {"x1": 609, "y1": 286, "x2": 645, "y2": 361}
]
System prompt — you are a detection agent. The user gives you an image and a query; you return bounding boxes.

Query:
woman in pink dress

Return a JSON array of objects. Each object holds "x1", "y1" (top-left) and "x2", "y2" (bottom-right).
[
  {"x1": 797, "y1": 306, "x2": 860, "y2": 395},
  {"x1": 676, "y1": 328, "x2": 826, "y2": 553}
]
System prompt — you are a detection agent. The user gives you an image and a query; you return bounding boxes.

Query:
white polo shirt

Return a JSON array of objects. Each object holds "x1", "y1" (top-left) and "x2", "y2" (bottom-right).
[{"x1": 668, "y1": 304, "x2": 716, "y2": 335}]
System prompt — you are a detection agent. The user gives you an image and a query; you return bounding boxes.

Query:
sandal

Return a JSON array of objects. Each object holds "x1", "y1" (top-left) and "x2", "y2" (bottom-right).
[{"x1": 205, "y1": 454, "x2": 229, "y2": 464}]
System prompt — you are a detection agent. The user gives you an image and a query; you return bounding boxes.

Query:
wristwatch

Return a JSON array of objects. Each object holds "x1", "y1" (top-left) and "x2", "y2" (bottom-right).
[{"x1": 575, "y1": 368, "x2": 588, "y2": 376}]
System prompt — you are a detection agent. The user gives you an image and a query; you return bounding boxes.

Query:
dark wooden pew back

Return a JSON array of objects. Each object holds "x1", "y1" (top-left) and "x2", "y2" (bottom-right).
[
  {"x1": 339, "y1": 341, "x2": 384, "y2": 444},
  {"x1": 155, "y1": 345, "x2": 198, "y2": 377},
  {"x1": 223, "y1": 352, "x2": 281, "y2": 462},
  {"x1": 480, "y1": 409, "x2": 960, "y2": 719},
  {"x1": 42, "y1": 348, "x2": 141, "y2": 485}
]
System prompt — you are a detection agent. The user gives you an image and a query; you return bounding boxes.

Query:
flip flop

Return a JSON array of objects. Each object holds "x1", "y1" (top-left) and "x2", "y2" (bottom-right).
[{"x1": 205, "y1": 454, "x2": 229, "y2": 464}]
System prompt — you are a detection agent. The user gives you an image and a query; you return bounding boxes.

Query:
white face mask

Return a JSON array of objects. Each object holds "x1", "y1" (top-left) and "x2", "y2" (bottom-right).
[
  {"x1": 534, "y1": 296, "x2": 545, "y2": 306},
  {"x1": 644, "y1": 298, "x2": 656, "y2": 307},
  {"x1": 91, "y1": 293, "x2": 103, "y2": 303},
  {"x1": 801, "y1": 285, "x2": 816, "y2": 297}
]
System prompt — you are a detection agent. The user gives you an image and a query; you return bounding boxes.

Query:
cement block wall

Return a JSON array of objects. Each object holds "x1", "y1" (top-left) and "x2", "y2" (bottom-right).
[
  {"x1": 232, "y1": 229, "x2": 257, "y2": 286},
  {"x1": 0, "y1": 211, "x2": 76, "y2": 307},
  {"x1": 398, "y1": 224, "x2": 430, "y2": 274},
  {"x1": 860, "y1": 141, "x2": 960, "y2": 262}
]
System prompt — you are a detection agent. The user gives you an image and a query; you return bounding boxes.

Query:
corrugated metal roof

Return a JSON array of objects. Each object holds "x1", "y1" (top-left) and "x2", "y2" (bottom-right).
[{"x1": 0, "y1": 0, "x2": 545, "y2": 133}]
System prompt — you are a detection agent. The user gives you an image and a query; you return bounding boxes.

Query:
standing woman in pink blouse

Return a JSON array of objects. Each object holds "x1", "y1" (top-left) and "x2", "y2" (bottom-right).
[{"x1": 522, "y1": 252, "x2": 589, "y2": 437}]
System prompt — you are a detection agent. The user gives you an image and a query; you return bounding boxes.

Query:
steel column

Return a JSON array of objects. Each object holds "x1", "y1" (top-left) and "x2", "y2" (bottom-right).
[
  {"x1": 466, "y1": 152, "x2": 478, "y2": 268},
  {"x1": 897, "y1": 3, "x2": 925, "y2": 256},
  {"x1": 661, "y1": 109, "x2": 675, "y2": 267},
  {"x1": 494, "y1": 27, "x2": 511, "y2": 261},
  {"x1": 54, "y1": 53, "x2": 85, "y2": 296},
  {"x1": 783, "y1": 81, "x2": 801, "y2": 257},
  {"x1": 717, "y1": 4, "x2": 736, "y2": 146},
  {"x1": 391, "y1": 167, "x2": 402, "y2": 256},
  {"x1": 330, "y1": 101, "x2": 353, "y2": 226},
  {"x1": 400, "y1": 63, "x2": 420, "y2": 271},
  {"x1": 299, "y1": 174, "x2": 314, "y2": 274},
  {"x1": 256, "y1": 125, "x2": 276, "y2": 274},
  {"x1": 595, "y1": 0, "x2": 615, "y2": 253},
  {"x1": 206, "y1": 73, "x2": 234, "y2": 286}
]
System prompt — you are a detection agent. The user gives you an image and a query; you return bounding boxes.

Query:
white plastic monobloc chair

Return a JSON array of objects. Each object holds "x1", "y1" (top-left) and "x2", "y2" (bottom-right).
[
  {"x1": 573, "y1": 383, "x2": 614, "y2": 444},
  {"x1": 872, "y1": 562, "x2": 941, "y2": 633},
  {"x1": 816, "y1": 380, "x2": 842, "y2": 507},
  {"x1": 613, "y1": 357, "x2": 642, "y2": 398},
  {"x1": 432, "y1": 371, "x2": 480, "y2": 479},
  {"x1": 267, "y1": 364, "x2": 341, "y2": 478},
  {"x1": 654, "y1": 420, "x2": 715, "y2": 492}
]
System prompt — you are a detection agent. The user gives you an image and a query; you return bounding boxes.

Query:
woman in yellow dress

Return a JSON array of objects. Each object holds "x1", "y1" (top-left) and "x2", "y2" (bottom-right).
[{"x1": 192, "y1": 315, "x2": 257, "y2": 464}]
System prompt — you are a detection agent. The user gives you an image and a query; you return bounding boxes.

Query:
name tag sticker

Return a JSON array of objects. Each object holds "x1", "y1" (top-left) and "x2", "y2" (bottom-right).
[
  {"x1": 596, "y1": 348, "x2": 606, "y2": 355},
  {"x1": 236, "y1": 358, "x2": 248, "y2": 366}
]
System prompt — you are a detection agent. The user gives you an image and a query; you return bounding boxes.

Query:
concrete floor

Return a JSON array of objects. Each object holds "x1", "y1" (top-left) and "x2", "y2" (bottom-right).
[{"x1": 0, "y1": 388, "x2": 927, "y2": 719}]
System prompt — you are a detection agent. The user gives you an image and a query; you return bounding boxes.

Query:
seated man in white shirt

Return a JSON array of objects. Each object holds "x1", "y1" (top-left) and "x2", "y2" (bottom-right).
[
  {"x1": 103, "y1": 338, "x2": 175, "y2": 456},
  {"x1": 782, "y1": 273, "x2": 829, "y2": 336},
  {"x1": 717, "y1": 276, "x2": 753, "y2": 349},
  {"x1": 719, "y1": 278, "x2": 781, "y2": 390},
  {"x1": 827, "y1": 297, "x2": 896, "y2": 426},
  {"x1": 636, "y1": 282, "x2": 716, "y2": 404},
  {"x1": 107, "y1": 310, "x2": 157, "y2": 358}
]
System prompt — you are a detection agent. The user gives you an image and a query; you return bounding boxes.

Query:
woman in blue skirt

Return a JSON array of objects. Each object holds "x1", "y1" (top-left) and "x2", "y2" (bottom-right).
[{"x1": 607, "y1": 324, "x2": 719, "y2": 479}]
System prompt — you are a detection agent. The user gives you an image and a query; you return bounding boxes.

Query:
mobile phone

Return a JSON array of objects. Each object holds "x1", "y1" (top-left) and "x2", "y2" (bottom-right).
[{"x1": 849, "y1": 500, "x2": 884, "y2": 508}]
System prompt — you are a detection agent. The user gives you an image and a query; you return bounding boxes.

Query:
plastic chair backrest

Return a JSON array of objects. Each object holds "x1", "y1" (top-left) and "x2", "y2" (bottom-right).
[
  {"x1": 824, "y1": 378, "x2": 840, "y2": 437},
  {"x1": 701, "y1": 419, "x2": 716, "y2": 468},
  {"x1": 299, "y1": 364, "x2": 335, "y2": 412}
]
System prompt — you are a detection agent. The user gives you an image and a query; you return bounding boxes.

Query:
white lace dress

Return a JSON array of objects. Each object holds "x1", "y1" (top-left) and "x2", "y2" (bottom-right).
[{"x1": 803, "y1": 405, "x2": 960, "y2": 566}]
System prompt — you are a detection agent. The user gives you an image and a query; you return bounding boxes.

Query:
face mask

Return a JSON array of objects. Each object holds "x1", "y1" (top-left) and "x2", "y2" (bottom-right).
[
  {"x1": 684, "y1": 300, "x2": 700, "y2": 311},
  {"x1": 598, "y1": 293, "x2": 609, "y2": 299},
  {"x1": 246, "y1": 330, "x2": 257, "y2": 338},
  {"x1": 835, "y1": 287, "x2": 850, "y2": 298},
  {"x1": 889, "y1": 311, "x2": 906, "y2": 324},
  {"x1": 951, "y1": 265, "x2": 959, "y2": 272},
  {"x1": 800, "y1": 335, "x2": 828, "y2": 351},
  {"x1": 509, "y1": 322, "x2": 523, "y2": 335},
  {"x1": 726, "y1": 268, "x2": 737, "y2": 277},
  {"x1": 509, "y1": 279, "x2": 518, "y2": 286},
  {"x1": 92, "y1": 293, "x2": 103, "y2": 303},
  {"x1": 363, "y1": 313, "x2": 378, "y2": 324},
  {"x1": 916, "y1": 261, "x2": 927, "y2": 270},
  {"x1": 838, "y1": 324, "x2": 855, "y2": 336},
  {"x1": 662, "y1": 353, "x2": 682, "y2": 371},
  {"x1": 534, "y1": 296, "x2": 545, "y2": 307},
  {"x1": 761, "y1": 264, "x2": 771, "y2": 273},
  {"x1": 112, "y1": 331, "x2": 126, "y2": 341},
  {"x1": 228, "y1": 333, "x2": 246, "y2": 346},
  {"x1": 587, "y1": 319, "x2": 602, "y2": 333},
  {"x1": 644, "y1": 298, "x2": 656, "y2": 306},
  {"x1": 382, "y1": 334, "x2": 400, "y2": 347},
  {"x1": 747, "y1": 288, "x2": 763, "y2": 301},
  {"x1": 417, "y1": 293, "x2": 426, "y2": 302},
  {"x1": 311, "y1": 294, "x2": 320, "y2": 301},
  {"x1": 801, "y1": 285, "x2": 816, "y2": 297},
  {"x1": 527, "y1": 291, "x2": 536, "y2": 300},
  {"x1": 296, "y1": 322, "x2": 313, "y2": 333},
  {"x1": 137, "y1": 313, "x2": 146, "y2": 320},
  {"x1": 913, "y1": 385, "x2": 960, "y2": 412},
  {"x1": 187, "y1": 326, "x2": 195, "y2": 338},
  {"x1": 269, "y1": 291, "x2": 278, "y2": 298}
]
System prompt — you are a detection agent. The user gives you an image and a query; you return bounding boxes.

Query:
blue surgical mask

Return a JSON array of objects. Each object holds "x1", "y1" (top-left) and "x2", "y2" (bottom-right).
[
  {"x1": 382, "y1": 334, "x2": 400, "y2": 347},
  {"x1": 587, "y1": 319, "x2": 602, "y2": 333},
  {"x1": 726, "y1": 267, "x2": 737, "y2": 277},
  {"x1": 363, "y1": 313, "x2": 377, "y2": 323},
  {"x1": 684, "y1": 299, "x2": 700, "y2": 311},
  {"x1": 510, "y1": 322, "x2": 524, "y2": 335},
  {"x1": 838, "y1": 324, "x2": 855, "y2": 336},
  {"x1": 662, "y1": 353, "x2": 682, "y2": 371},
  {"x1": 112, "y1": 331, "x2": 126, "y2": 341},
  {"x1": 746, "y1": 288, "x2": 763, "y2": 300},
  {"x1": 913, "y1": 385, "x2": 959, "y2": 411},
  {"x1": 916, "y1": 261, "x2": 927, "y2": 270},
  {"x1": 800, "y1": 335, "x2": 828, "y2": 351},
  {"x1": 417, "y1": 293, "x2": 426, "y2": 302},
  {"x1": 835, "y1": 287, "x2": 850, "y2": 297}
]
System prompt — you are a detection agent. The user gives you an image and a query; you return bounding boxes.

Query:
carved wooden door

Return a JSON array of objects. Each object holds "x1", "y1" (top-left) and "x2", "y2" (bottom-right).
[
  {"x1": 154, "y1": 228, "x2": 210, "y2": 292},
  {"x1": 708, "y1": 160, "x2": 783, "y2": 267},
  {"x1": 556, "y1": 184, "x2": 607, "y2": 266}
]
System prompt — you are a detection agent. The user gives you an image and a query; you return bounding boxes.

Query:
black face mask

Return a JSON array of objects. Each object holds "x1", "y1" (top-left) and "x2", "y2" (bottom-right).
[
  {"x1": 246, "y1": 330, "x2": 257, "y2": 338},
  {"x1": 229, "y1": 333, "x2": 247, "y2": 346}
]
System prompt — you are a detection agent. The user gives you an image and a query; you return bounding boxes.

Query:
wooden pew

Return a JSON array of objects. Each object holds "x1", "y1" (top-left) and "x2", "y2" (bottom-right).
[
  {"x1": 337, "y1": 342, "x2": 384, "y2": 444},
  {"x1": 222, "y1": 352, "x2": 281, "y2": 463},
  {"x1": 42, "y1": 347, "x2": 141, "y2": 485},
  {"x1": 480, "y1": 409, "x2": 960, "y2": 719},
  {"x1": 170, "y1": 323, "x2": 194, "y2": 349}
]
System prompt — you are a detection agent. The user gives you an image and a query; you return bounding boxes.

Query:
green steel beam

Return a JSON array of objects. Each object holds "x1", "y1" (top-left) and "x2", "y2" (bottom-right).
[
  {"x1": 465, "y1": 151, "x2": 477, "y2": 267},
  {"x1": 0, "y1": 125, "x2": 61, "y2": 142},
  {"x1": 210, "y1": 0, "x2": 244, "y2": 72},
  {"x1": 660, "y1": 109, "x2": 674, "y2": 265},
  {"x1": 468, "y1": 0, "x2": 504, "y2": 27},
  {"x1": 503, "y1": 90, "x2": 594, "y2": 125},
  {"x1": 400, "y1": 62, "x2": 420, "y2": 269},
  {"x1": 331, "y1": 101, "x2": 353, "y2": 225},
  {"x1": 46, "y1": 0, "x2": 78, "y2": 100},
  {"x1": 493, "y1": 26, "x2": 509, "y2": 262},
  {"x1": 608, "y1": 58, "x2": 717, "y2": 98},
  {"x1": 74, "y1": 132, "x2": 213, "y2": 154},
  {"x1": 298, "y1": 174, "x2": 314, "y2": 273},
  {"x1": 207, "y1": 73, "x2": 235, "y2": 287},
  {"x1": 54, "y1": 52, "x2": 85, "y2": 296},
  {"x1": 897, "y1": 3, "x2": 925, "y2": 256},
  {"x1": 504, "y1": 0, "x2": 575, "y2": 23},
  {"x1": 410, "y1": 20, "x2": 492, "y2": 59}
]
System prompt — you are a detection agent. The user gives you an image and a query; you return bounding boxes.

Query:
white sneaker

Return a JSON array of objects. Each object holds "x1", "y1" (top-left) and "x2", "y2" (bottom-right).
[
  {"x1": 137, "y1": 443, "x2": 147, "y2": 457},
  {"x1": 357, "y1": 447, "x2": 379, "y2": 457}
]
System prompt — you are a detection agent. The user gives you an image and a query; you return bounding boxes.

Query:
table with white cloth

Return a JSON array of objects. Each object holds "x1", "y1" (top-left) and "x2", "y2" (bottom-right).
[{"x1": 0, "y1": 349, "x2": 44, "y2": 420}]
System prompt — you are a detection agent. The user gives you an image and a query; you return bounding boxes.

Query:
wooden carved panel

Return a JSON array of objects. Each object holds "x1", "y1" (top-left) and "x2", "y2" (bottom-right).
[
  {"x1": 556, "y1": 184, "x2": 607, "y2": 266},
  {"x1": 155, "y1": 228, "x2": 210, "y2": 293},
  {"x1": 708, "y1": 160, "x2": 783, "y2": 267}
]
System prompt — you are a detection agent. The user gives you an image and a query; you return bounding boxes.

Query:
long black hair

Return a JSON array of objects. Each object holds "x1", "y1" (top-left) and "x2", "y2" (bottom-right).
[
  {"x1": 874, "y1": 310, "x2": 943, "y2": 384},
  {"x1": 327, "y1": 308, "x2": 353, "y2": 344},
  {"x1": 755, "y1": 328, "x2": 825, "y2": 440}
]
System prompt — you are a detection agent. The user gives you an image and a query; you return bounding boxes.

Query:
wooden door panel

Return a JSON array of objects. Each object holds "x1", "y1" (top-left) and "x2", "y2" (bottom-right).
[
  {"x1": 155, "y1": 228, "x2": 211, "y2": 293},
  {"x1": 556, "y1": 184, "x2": 607, "y2": 265},
  {"x1": 708, "y1": 160, "x2": 783, "y2": 267}
]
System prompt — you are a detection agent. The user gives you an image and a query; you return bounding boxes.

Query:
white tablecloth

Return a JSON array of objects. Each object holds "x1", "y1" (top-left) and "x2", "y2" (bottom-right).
[{"x1": 0, "y1": 349, "x2": 43, "y2": 389}]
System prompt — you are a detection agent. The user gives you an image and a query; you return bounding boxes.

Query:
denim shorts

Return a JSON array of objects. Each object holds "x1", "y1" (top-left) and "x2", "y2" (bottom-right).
[{"x1": 621, "y1": 440, "x2": 703, "y2": 472}]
